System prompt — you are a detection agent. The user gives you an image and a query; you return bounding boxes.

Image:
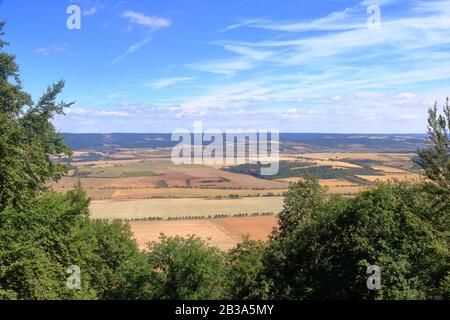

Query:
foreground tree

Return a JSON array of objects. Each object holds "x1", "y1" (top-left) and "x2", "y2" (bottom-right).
[
  {"x1": 415, "y1": 98, "x2": 450, "y2": 194},
  {"x1": 262, "y1": 180, "x2": 449, "y2": 300},
  {"x1": 0, "y1": 22, "x2": 151, "y2": 300},
  {"x1": 255, "y1": 103, "x2": 450, "y2": 300},
  {"x1": 225, "y1": 237, "x2": 269, "y2": 299},
  {"x1": 0, "y1": 23, "x2": 72, "y2": 211},
  {"x1": 148, "y1": 235, "x2": 227, "y2": 300},
  {"x1": 276, "y1": 176, "x2": 327, "y2": 237}
]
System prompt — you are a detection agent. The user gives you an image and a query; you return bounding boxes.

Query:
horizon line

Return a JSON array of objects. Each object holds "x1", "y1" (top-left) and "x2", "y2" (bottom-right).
[{"x1": 60, "y1": 132, "x2": 427, "y2": 135}]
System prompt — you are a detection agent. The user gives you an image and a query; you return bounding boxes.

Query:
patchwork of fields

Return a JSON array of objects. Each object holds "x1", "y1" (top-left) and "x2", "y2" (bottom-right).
[{"x1": 51, "y1": 149, "x2": 423, "y2": 250}]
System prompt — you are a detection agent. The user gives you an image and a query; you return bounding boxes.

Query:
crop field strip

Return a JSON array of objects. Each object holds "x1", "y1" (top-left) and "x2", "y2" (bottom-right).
[
  {"x1": 90, "y1": 196, "x2": 285, "y2": 220},
  {"x1": 129, "y1": 216, "x2": 278, "y2": 251}
]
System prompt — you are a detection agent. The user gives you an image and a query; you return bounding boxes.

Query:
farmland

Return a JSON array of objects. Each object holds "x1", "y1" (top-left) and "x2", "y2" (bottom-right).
[
  {"x1": 49, "y1": 135, "x2": 425, "y2": 250},
  {"x1": 130, "y1": 216, "x2": 278, "y2": 251},
  {"x1": 90, "y1": 197, "x2": 284, "y2": 220}
]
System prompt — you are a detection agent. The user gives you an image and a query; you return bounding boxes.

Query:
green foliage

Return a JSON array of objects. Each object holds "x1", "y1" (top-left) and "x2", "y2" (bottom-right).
[
  {"x1": 83, "y1": 219, "x2": 154, "y2": 300},
  {"x1": 0, "y1": 188, "x2": 94, "y2": 299},
  {"x1": 225, "y1": 161, "x2": 383, "y2": 180},
  {"x1": 0, "y1": 23, "x2": 150, "y2": 300},
  {"x1": 225, "y1": 237, "x2": 269, "y2": 299},
  {"x1": 0, "y1": 22, "x2": 72, "y2": 211},
  {"x1": 148, "y1": 235, "x2": 227, "y2": 300},
  {"x1": 415, "y1": 98, "x2": 450, "y2": 194},
  {"x1": 277, "y1": 176, "x2": 328, "y2": 237},
  {"x1": 0, "y1": 185, "x2": 154, "y2": 300},
  {"x1": 261, "y1": 180, "x2": 449, "y2": 300}
]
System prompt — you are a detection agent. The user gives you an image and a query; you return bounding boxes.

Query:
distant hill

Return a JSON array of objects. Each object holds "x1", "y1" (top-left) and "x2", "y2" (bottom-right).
[{"x1": 60, "y1": 133, "x2": 427, "y2": 153}]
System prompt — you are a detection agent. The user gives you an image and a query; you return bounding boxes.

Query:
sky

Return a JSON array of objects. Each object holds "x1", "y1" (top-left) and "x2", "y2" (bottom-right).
[{"x1": 0, "y1": 0, "x2": 450, "y2": 133}]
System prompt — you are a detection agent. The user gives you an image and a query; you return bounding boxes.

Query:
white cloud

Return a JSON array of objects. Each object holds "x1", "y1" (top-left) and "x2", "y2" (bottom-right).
[
  {"x1": 111, "y1": 11, "x2": 171, "y2": 64},
  {"x1": 111, "y1": 37, "x2": 152, "y2": 64},
  {"x1": 398, "y1": 92, "x2": 417, "y2": 99},
  {"x1": 187, "y1": 58, "x2": 255, "y2": 75},
  {"x1": 223, "y1": 8, "x2": 360, "y2": 33},
  {"x1": 57, "y1": 0, "x2": 450, "y2": 133},
  {"x1": 83, "y1": 7, "x2": 98, "y2": 16},
  {"x1": 35, "y1": 44, "x2": 70, "y2": 56},
  {"x1": 360, "y1": 0, "x2": 401, "y2": 6},
  {"x1": 55, "y1": 91, "x2": 433, "y2": 133},
  {"x1": 145, "y1": 77, "x2": 195, "y2": 89},
  {"x1": 122, "y1": 10, "x2": 171, "y2": 29}
]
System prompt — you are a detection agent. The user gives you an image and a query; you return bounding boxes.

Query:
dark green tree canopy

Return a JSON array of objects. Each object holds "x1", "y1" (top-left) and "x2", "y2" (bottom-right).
[
  {"x1": 415, "y1": 98, "x2": 450, "y2": 193},
  {"x1": 0, "y1": 22, "x2": 72, "y2": 211}
]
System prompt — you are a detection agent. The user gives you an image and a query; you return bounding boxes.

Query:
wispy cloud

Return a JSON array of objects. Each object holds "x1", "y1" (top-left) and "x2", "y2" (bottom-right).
[
  {"x1": 111, "y1": 11, "x2": 171, "y2": 64},
  {"x1": 35, "y1": 44, "x2": 70, "y2": 56},
  {"x1": 225, "y1": 8, "x2": 360, "y2": 33},
  {"x1": 111, "y1": 37, "x2": 152, "y2": 64},
  {"x1": 360, "y1": 0, "x2": 401, "y2": 6},
  {"x1": 55, "y1": 0, "x2": 450, "y2": 133},
  {"x1": 122, "y1": 10, "x2": 171, "y2": 29},
  {"x1": 83, "y1": 7, "x2": 98, "y2": 16},
  {"x1": 162, "y1": 0, "x2": 450, "y2": 131},
  {"x1": 145, "y1": 77, "x2": 195, "y2": 89},
  {"x1": 219, "y1": 17, "x2": 270, "y2": 32},
  {"x1": 187, "y1": 57, "x2": 255, "y2": 75}
]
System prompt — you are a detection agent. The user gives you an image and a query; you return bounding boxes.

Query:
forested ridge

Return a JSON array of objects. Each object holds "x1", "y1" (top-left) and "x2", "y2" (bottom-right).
[{"x1": 0, "y1": 22, "x2": 448, "y2": 300}]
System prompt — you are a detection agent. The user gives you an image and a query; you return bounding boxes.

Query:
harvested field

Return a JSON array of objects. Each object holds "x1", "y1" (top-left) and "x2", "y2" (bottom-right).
[
  {"x1": 319, "y1": 179, "x2": 364, "y2": 194},
  {"x1": 213, "y1": 216, "x2": 278, "y2": 241},
  {"x1": 309, "y1": 159, "x2": 362, "y2": 169},
  {"x1": 90, "y1": 197, "x2": 284, "y2": 220},
  {"x1": 52, "y1": 177, "x2": 114, "y2": 189},
  {"x1": 276, "y1": 177, "x2": 304, "y2": 183},
  {"x1": 64, "y1": 159, "x2": 287, "y2": 190},
  {"x1": 300, "y1": 153, "x2": 416, "y2": 161},
  {"x1": 274, "y1": 178, "x2": 363, "y2": 195},
  {"x1": 129, "y1": 216, "x2": 278, "y2": 251},
  {"x1": 356, "y1": 173, "x2": 421, "y2": 183},
  {"x1": 371, "y1": 166, "x2": 411, "y2": 173},
  {"x1": 111, "y1": 188, "x2": 287, "y2": 200}
]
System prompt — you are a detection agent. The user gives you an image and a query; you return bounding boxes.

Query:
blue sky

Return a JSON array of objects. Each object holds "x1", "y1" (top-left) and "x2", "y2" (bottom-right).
[{"x1": 0, "y1": 0, "x2": 450, "y2": 133}]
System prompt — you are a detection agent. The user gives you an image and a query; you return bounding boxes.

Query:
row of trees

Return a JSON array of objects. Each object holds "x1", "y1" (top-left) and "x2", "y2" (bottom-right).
[{"x1": 0, "y1": 22, "x2": 448, "y2": 300}]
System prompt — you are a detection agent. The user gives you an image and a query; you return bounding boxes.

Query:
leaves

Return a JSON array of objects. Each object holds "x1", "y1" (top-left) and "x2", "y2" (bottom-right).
[
  {"x1": 261, "y1": 180, "x2": 449, "y2": 300},
  {"x1": 415, "y1": 98, "x2": 450, "y2": 193}
]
